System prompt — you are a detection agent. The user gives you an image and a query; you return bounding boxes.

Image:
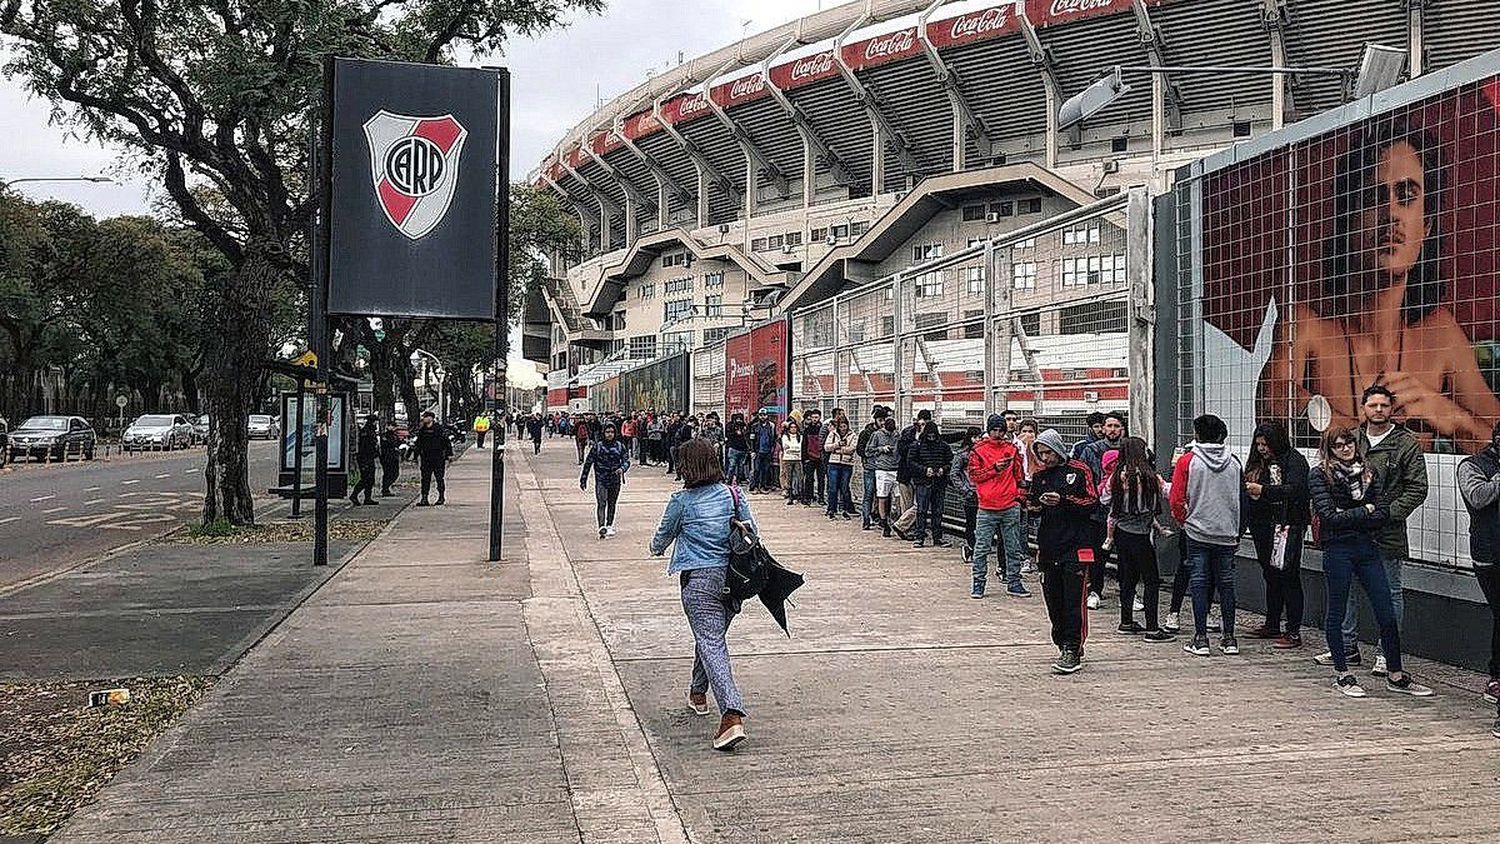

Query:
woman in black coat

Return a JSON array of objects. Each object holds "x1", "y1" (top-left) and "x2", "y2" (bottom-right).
[{"x1": 1242, "y1": 420, "x2": 1310, "y2": 648}]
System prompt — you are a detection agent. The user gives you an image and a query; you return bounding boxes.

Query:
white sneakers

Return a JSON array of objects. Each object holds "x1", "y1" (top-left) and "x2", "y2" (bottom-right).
[
  {"x1": 597, "y1": 525, "x2": 618, "y2": 539},
  {"x1": 1371, "y1": 655, "x2": 1388, "y2": 677},
  {"x1": 1086, "y1": 592, "x2": 1101, "y2": 611}
]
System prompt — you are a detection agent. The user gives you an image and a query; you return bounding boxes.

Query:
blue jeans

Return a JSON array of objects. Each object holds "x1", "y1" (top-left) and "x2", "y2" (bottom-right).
[
  {"x1": 725, "y1": 447, "x2": 748, "y2": 484},
  {"x1": 1340, "y1": 552, "x2": 1404, "y2": 657},
  {"x1": 826, "y1": 463, "x2": 853, "y2": 515},
  {"x1": 1187, "y1": 538, "x2": 1237, "y2": 637},
  {"x1": 973, "y1": 507, "x2": 1027, "y2": 590},
  {"x1": 861, "y1": 465, "x2": 877, "y2": 526},
  {"x1": 1323, "y1": 536, "x2": 1403, "y2": 674},
  {"x1": 753, "y1": 451, "x2": 774, "y2": 489}
]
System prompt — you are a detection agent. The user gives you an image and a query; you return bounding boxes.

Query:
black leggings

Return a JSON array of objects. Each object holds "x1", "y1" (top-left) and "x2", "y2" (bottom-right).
[
  {"x1": 595, "y1": 478, "x2": 621, "y2": 528},
  {"x1": 1115, "y1": 530, "x2": 1160, "y2": 630},
  {"x1": 1476, "y1": 565, "x2": 1500, "y2": 680},
  {"x1": 1249, "y1": 523, "x2": 1305, "y2": 633}
]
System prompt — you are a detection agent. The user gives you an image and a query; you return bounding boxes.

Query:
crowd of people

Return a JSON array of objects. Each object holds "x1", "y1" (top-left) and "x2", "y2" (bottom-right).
[{"x1": 542, "y1": 391, "x2": 1498, "y2": 748}]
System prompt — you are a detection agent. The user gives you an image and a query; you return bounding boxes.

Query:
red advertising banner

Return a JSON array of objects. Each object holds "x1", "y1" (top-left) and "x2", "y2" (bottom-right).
[
  {"x1": 1026, "y1": 0, "x2": 1142, "y2": 29},
  {"x1": 709, "y1": 72, "x2": 773, "y2": 109},
  {"x1": 725, "y1": 319, "x2": 789, "y2": 421},
  {"x1": 841, "y1": 26, "x2": 922, "y2": 73},
  {"x1": 1201, "y1": 73, "x2": 1500, "y2": 454},
  {"x1": 768, "y1": 50, "x2": 840, "y2": 90},
  {"x1": 927, "y1": 5, "x2": 1021, "y2": 49}
]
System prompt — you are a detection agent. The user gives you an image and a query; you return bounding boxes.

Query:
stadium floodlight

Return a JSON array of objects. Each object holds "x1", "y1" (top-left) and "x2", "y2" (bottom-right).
[
  {"x1": 1058, "y1": 63, "x2": 1354, "y2": 131},
  {"x1": 1352, "y1": 44, "x2": 1408, "y2": 99}
]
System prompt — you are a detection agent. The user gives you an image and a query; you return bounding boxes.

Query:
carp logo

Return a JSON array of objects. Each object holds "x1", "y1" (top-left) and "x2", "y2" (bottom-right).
[{"x1": 363, "y1": 111, "x2": 467, "y2": 240}]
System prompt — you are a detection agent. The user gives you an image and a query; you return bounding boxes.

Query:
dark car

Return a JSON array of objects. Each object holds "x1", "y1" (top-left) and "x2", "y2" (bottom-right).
[{"x1": 7, "y1": 415, "x2": 97, "y2": 462}]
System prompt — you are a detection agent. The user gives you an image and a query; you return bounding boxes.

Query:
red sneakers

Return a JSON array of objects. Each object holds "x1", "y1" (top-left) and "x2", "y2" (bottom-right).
[{"x1": 713, "y1": 712, "x2": 746, "y2": 751}]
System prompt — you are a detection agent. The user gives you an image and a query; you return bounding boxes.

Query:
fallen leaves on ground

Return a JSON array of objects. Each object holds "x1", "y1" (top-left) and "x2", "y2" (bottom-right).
[
  {"x1": 160, "y1": 517, "x2": 390, "y2": 544},
  {"x1": 0, "y1": 676, "x2": 213, "y2": 836}
]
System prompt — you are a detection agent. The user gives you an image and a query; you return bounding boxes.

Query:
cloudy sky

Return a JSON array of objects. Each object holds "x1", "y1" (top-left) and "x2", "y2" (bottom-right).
[{"x1": 0, "y1": 0, "x2": 827, "y2": 216}]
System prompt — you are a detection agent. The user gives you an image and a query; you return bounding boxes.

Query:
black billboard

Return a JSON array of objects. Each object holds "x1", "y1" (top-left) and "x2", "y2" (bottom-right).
[{"x1": 326, "y1": 58, "x2": 500, "y2": 318}]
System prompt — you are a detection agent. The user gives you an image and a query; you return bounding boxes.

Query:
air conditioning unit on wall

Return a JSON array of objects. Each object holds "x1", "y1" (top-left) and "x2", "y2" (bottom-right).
[{"x1": 986, "y1": 213, "x2": 999, "y2": 223}]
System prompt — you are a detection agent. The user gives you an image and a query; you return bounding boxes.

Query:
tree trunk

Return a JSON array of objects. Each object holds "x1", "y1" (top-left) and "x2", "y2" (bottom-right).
[
  {"x1": 394, "y1": 340, "x2": 422, "y2": 423},
  {"x1": 364, "y1": 326, "x2": 397, "y2": 423},
  {"x1": 182, "y1": 363, "x2": 202, "y2": 414},
  {"x1": 201, "y1": 244, "x2": 279, "y2": 527}
]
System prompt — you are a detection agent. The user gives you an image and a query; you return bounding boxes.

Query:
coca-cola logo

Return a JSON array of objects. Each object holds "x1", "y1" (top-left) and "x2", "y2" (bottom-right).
[
  {"x1": 1048, "y1": 0, "x2": 1114, "y2": 17},
  {"x1": 678, "y1": 94, "x2": 708, "y2": 117},
  {"x1": 729, "y1": 75, "x2": 764, "y2": 100},
  {"x1": 862, "y1": 29, "x2": 916, "y2": 62},
  {"x1": 950, "y1": 7, "x2": 1010, "y2": 40},
  {"x1": 790, "y1": 53, "x2": 834, "y2": 81}
]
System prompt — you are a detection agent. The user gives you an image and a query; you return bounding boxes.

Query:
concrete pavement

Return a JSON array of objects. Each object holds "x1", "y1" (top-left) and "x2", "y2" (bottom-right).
[{"x1": 53, "y1": 439, "x2": 1500, "y2": 842}]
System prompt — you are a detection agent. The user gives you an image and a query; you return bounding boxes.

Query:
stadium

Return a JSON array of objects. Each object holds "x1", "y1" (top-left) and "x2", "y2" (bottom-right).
[{"x1": 526, "y1": 0, "x2": 1497, "y2": 422}]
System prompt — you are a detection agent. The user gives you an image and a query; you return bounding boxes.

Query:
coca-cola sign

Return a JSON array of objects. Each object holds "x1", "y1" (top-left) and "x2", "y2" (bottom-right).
[
  {"x1": 675, "y1": 93, "x2": 709, "y2": 121},
  {"x1": 790, "y1": 52, "x2": 834, "y2": 81},
  {"x1": 728, "y1": 74, "x2": 765, "y2": 100},
  {"x1": 860, "y1": 29, "x2": 917, "y2": 64},
  {"x1": 950, "y1": 7, "x2": 1011, "y2": 41},
  {"x1": 1030, "y1": 0, "x2": 1124, "y2": 26}
]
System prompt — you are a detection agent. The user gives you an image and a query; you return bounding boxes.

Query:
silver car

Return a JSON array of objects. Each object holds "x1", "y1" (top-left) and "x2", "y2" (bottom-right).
[
  {"x1": 247, "y1": 414, "x2": 280, "y2": 440},
  {"x1": 123, "y1": 413, "x2": 194, "y2": 451}
]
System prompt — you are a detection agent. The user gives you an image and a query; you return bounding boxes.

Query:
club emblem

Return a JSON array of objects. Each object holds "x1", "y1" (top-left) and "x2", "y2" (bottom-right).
[{"x1": 363, "y1": 110, "x2": 467, "y2": 240}]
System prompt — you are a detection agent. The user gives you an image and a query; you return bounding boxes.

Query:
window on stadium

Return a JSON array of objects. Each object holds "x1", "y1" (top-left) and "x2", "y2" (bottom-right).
[
  {"x1": 915, "y1": 271, "x2": 943, "y2": 298},
  {"x1": 912, "y1": 243, "x2": 943, "y2": 262},
  {"x1": 661, "y1": 251, "x2": 689, "y2": 268},
  {"x1": 961, "y1": 204, "x2": 987, "y2": 222},
  {"x1": 1012, "y1": 262, "x2": 1037, "y2": 290},
  {"x1": 703, "y1": 327, "x2": 732, "y2": 344},
  {"x1": 963, "y1": 309, "x2": 984, "y2": 340},
  {"x1": 964, "y1": 265, "x2": 985, "y2": 295},
  {"x1": 810, "y1": 227, "x2": 828, "y2": 243},
  {"x1": 831, "y1": 224, "x2": 850, "y2": 242},
  {"x1": 662, "y1": 331, "x2": 694, "y2": 353},
  {"x1": 612, "y1": 311, "x2": 626, "y2": 330},
  {"x1": 847, "y1": 319, "x2": 866, "y2": 344},
  {"x1": 1019, "y1": 312, "x2": 1041, "y2": 336},
  {"x1": 1063, "y1": 221, "x2": 1101, "y2": 245},
  {"x1": 1060, "y1": 300, "x2": 1126, "y2": 334},
  {"x1": 639, "y1": 281, "x2": 655, "y2": 299},
  {"x1": 1019, "y1": 197, "x2": 1043, "y2": 214},
  {"x1": 628, "y1": 335, "x2": 656, "y2": 359},
  {"x1": 914, "y1": 312, "x2": 947, "y2": 341},
  {"x1": 850, "y1": 221, "x2": 869, "y2": 237},
  {"x1": 705, "y1": 294, "x2": 723, "y2": 317},
  {"x1": 989, "y1": 201, "x2": 1013, "y2": 218},
  {"x1": 663, "y1": 298, "x2": 694, "y2": 322},
  {"x1": 751, "y1": 237, "x2": 768, "y2": 251},
  {"x1": 704, "y1": 271, "x2": 724, "y2": 288},
  {"x1": 880, "y1": 315, "x2": 894, "y2": 337},
  {"x1": 785, "y1": 231, "x2": 802, "y2": 247},
  {"x1": 768, "y1": 234, "x2": 784, "y2": 249}
]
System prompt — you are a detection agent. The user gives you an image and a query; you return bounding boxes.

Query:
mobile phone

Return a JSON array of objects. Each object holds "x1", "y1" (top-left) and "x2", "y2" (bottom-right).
[{"x1": 1077, "y1": 548, "x2": 1095, "y2": 564}]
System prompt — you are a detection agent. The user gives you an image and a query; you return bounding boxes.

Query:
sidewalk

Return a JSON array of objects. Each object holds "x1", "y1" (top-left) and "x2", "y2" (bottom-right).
[{"x1": 55, "y1": 441, "x2": 1499, "y2": 842}]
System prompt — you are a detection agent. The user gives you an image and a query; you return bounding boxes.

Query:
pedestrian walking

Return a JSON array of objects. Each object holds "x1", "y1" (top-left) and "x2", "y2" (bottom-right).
[
  {"x1": 1316, "y1": 385, "x2": 1428, "y2": 677},
  {"x1": 412, "y1": 411, "x2": 452, "y2": 506},
  {"x1": 349, "y1": 415, "x2": 378, "y2": 506},
  {"x1": 1170, "y1": 414, "x2": 1242, "y2": 657},
  {"x1": 379, "y1": 419, "x2": 401, "y2": 496},
  {"x1": 969, "y1": 415, "x2": 1028, "y2": 598},
  {"x1": 1310, "y1": 426, "x2": 1432, "y2": 698},
  {"x1": 822, "y1": 415, "x2": 857, "y2": 520},
  {"x1": 1100, "y1": 436, "x2": 1173, "y2": 639},
  {"x1": 473, "y1": 411, "x2": 491, "y2": 448},
  {"x1": 581, "y1": 422, "x2": 629, "y2": 539},
  {"x1": 648, "y1": 439, "x2": 756, "y2": 751},
  {"x1": 526, "y1": 412, "x2": 544, "y2": 455},
  {"x1": 1242, "y1": 420, "x2": 1310, "y2": 649},
  {"x1": 906, "y1": 420, "x2": 953, "y2": 549},
  {"x1": 1027, "y1": 429, "x2": 1097, "y2": 674},
  {"x1": 574, "y1": 414, "x2": 591, "y2": 463},
  {"x1": 1457, "y1": 421, "x2": 1500, "y2": 738}
]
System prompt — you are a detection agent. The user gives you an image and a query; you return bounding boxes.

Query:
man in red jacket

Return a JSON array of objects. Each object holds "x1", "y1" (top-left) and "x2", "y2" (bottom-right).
[{"x1": 968, "y1": 413, "x2": 1031, "y2": 599}]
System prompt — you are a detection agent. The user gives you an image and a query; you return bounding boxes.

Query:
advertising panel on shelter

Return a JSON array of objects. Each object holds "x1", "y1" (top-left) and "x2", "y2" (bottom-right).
[
  {"x1": 326, "y1": 58, "x2": 500, "y2": 319},
  {"x1": 725, "y1": 319, "x2": 788, "y2": 421},
  {"x1": 1190, "y1": 67, "x2": 1500, "y2": 566}
]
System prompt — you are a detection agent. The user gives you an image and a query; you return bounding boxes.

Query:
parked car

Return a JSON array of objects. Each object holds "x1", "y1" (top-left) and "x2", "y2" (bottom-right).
[
  {"x1": 122, "y1": 413, "x2": 194, "y2": 451},
  {"x1": 7, "y1": 415, "x2": 96, "y2": 462},
  {"x1": 191, "y1": 414, "x2": 211, "y2": 444},
  {"x1": 247, "y1": 414, "x2": 280, "y2": 440}
]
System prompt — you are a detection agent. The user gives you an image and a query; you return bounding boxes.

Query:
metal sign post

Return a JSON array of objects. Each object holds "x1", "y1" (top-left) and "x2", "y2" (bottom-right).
[{"x1": 489, "y1": 69, "x2": 510, "y2": 563}]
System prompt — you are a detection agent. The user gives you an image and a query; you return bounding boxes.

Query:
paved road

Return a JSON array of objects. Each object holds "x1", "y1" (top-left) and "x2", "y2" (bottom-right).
[{"x1": 0, "y1": 441, "x2": 286, "y2": 592}]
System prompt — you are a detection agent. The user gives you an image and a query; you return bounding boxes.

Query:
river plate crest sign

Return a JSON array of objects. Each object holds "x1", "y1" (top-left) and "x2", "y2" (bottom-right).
[{"x1": 364, "y1": 111, "x2": 468, "y2": 240}]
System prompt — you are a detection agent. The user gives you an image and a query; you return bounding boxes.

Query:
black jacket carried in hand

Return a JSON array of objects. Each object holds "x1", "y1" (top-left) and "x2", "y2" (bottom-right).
[
  {"x1": 904, "y1": 437, "x2": 953, "y2": 486},
  {"x1": 412, "y1": 423, "x2": 453, "y2": 467}
]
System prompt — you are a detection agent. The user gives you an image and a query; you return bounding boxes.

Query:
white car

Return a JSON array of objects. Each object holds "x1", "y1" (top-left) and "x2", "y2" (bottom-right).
[{"x1": 123, "y1": 413, "x2": 194, "y2": 451}]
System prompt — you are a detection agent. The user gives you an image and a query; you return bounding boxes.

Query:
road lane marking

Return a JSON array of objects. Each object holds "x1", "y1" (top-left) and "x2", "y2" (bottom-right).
[
  {"x1": 41, "y1": 506, "x2": 66, "y2": 514},
  {"x1": 84, "y1": 486, "x2": 101, "y2": 492},
  {"x1": 155, "y1": 473, "x2": 171, "y2": 479},
  {"x1": 0, "y1": 516, "x2": 19, "y2": 526},
  {"x1": 29, "y1": 495, "x2": 56, "y2": 503},
  {"x1": 84, "y1": 498, "x2": 105, "y2": 505},
  {"x1": 121, "y1": 480, "x2": 139, "y2": 486},
  {"x1": 182, "y1": 468, "x2": 197, "y2": 475}
]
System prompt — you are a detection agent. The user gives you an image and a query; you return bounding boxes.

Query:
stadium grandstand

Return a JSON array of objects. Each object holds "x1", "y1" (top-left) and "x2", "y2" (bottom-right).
[{"x1": 524, "y1": 0, "x2": 1500, "y2": 409}]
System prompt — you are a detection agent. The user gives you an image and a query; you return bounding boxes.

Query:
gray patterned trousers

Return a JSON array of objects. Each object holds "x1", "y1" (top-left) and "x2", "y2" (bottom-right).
[{"x1": 680, "y1": 566, "x2": 744, "y2": 716}]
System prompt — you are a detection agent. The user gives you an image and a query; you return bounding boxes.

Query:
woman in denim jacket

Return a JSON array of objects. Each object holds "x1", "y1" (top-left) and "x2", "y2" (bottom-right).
[{"x1": 650, "y1": 438, "x2": 758, "y2": 751}]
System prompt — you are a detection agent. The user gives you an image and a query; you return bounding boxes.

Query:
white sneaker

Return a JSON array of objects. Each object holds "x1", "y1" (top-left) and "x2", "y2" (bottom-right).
[
  {"x1": 605, "y1": 525, "x2": 617, "y2": 538},
  {"x1": 1132, "y1": 596, "x2": 1145, "y2": 613},
  {"x1": 1371, "y1": 655, "x2": 1389, "y2": 677},
  {"x1": 1335, "y1": 673, "x2": 1368, "y2": 698},
  {"x1": 1086, "y1": 592, "x2": 1101, "y2": 611}
]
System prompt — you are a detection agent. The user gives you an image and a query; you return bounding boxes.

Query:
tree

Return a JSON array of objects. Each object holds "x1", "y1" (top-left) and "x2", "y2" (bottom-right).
[{"x1": 2, "y1": 0, "x2": 600, "y2": 525}]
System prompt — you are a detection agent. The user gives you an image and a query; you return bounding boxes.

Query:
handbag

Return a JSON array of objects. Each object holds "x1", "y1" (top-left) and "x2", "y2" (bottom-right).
[
  {"x1": 723, "y1": 484, "x2": 768, "y2": 602},
  {"x1": 1270, "y1": 524, "x2": 1290, "y2": 570}
]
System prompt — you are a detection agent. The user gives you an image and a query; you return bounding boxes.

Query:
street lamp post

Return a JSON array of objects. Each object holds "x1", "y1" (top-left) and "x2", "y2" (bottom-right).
[
  {"x1": 0, "y1": 175, "x2": 115, "y2": 191},
  {"x1": 411, "y1": 348, "x2": 446, "y2": 419}
]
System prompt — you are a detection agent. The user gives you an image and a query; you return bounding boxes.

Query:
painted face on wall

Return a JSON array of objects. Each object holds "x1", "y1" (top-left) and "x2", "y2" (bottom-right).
[{"x1": 1348, "y1": 140, "x2": 1430, "y2": 287}]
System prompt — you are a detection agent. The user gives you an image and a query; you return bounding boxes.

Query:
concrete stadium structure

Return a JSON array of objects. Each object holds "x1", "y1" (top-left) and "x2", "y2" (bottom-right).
[{"x1": 524, "y1": 0, "x2": 1500, "y2": 394}]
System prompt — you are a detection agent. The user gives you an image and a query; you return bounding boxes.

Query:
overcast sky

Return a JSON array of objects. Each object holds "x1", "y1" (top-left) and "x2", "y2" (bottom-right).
[{"x1": 0, "y1": 0, "x2": 826, "y2": 216}]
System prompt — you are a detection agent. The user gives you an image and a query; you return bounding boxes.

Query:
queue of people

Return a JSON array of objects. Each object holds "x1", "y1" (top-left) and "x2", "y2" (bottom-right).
[{"x1": 567, "y1": 388, "x2": 1499, "y2": 751}]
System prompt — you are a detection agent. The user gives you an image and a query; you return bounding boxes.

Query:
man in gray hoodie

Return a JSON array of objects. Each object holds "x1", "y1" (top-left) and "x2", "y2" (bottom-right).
[{"x1": 1169, "y1": 413, "x2": 1243, "y2": 657}]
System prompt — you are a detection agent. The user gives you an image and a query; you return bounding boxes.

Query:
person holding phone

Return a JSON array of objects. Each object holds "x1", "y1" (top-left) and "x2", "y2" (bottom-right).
[{"x1": 1027, "y1": 429, "x2": 1098, "y2": 675}]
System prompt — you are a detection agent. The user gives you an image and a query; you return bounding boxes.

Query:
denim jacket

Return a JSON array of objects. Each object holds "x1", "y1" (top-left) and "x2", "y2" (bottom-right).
[{"x1": 650, "y1": 483, "x2": 758, "y2": 573}]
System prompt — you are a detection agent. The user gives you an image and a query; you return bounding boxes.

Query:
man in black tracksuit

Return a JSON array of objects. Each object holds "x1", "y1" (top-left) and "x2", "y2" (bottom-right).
[
  {"x1": 1027, "y1": 427, "x2": 1098, "y2": 675},
  {"x1": 581, "y1": 423, "x2": 630, "y2": 539},
  {"x1": 379, "y1": 420, "x2": 402, "y2": 496},
  {"x1": 412, "y1": 411, "x2": 453, "y2": 506},
  {"x1": 349, "y1": 416, "x2": 379, "y2": 506}
]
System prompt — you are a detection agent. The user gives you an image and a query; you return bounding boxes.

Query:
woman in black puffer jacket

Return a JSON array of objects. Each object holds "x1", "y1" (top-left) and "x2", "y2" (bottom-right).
[{"x1": 1242, "y1": 420, "x2": 1311, "y2": 648}]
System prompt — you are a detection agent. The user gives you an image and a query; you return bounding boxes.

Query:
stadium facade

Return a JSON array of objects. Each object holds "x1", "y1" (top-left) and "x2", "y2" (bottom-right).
[{"x1": 525, "y1": 0, "x2": 1499, "y2": 408}]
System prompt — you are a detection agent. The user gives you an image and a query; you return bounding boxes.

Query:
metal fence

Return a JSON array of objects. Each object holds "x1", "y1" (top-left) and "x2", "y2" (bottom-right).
[
  {"x1": 789, "y1": 189, "x2": 1153, "y2": 442},
  {"x1": 692, "y1": 341, "x2": 725, "y2": 419}
]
